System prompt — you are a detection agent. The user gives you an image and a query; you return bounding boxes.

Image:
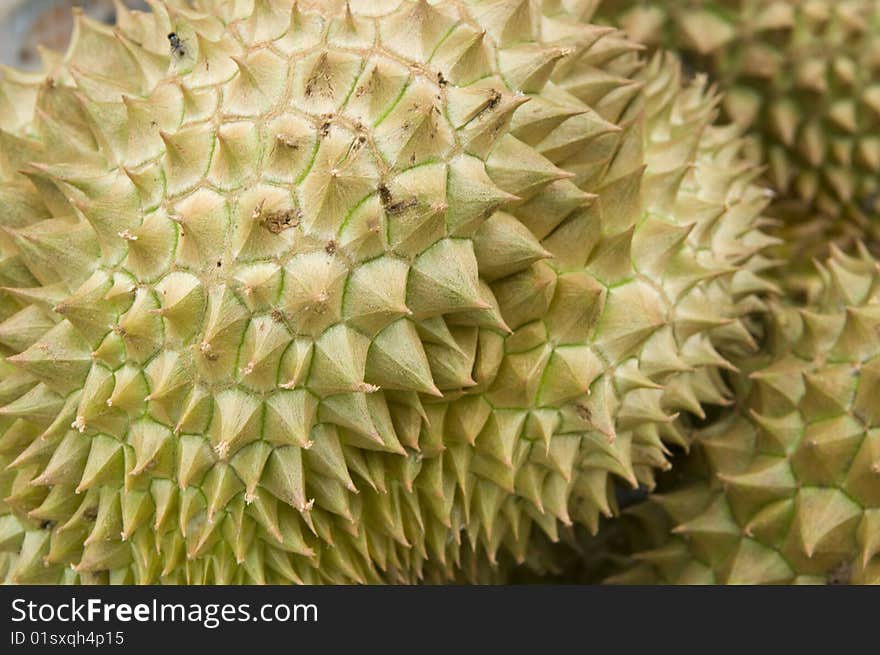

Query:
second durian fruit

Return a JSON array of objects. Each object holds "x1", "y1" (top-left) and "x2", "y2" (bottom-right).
[
  {"x1": 596, "y1": 0, "x2": 880, "y2": 257},
  {"x1": 609, "y1": 246, "x2": 880, "y2": 584}
]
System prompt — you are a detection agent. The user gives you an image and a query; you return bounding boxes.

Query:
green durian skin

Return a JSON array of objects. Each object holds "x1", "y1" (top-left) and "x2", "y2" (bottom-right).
[
  {"x1": 597, "y1": 0, "x2": 880, "y2": 260},
  {"x1": 606, "y1": 246, "x2": 880, "y2": 585}
]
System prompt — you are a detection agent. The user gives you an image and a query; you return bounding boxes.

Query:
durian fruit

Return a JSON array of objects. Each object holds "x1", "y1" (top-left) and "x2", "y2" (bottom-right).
[
  {"x1": 0, "y1": 0, "x2": 773, "y2": 584},
  {"x1": 608, "y1": 246, "x2": 880, "y2": 584},
  {"x1": 422, "y1": 48, "x2": 780, "y2": 580},
  {"x1": 593, "y1": 0, "x2": 880, "y2": 257}
]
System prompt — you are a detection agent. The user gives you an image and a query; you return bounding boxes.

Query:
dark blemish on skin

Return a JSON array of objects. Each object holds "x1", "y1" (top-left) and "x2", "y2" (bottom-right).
[
  {"x1": 486, "y1": 90, "x2": 501, "y2": 111},
  {"x1": 276, "y1": 133, "x2": 299, "y2": 149},
  {"x1": 261, "y1": 209, "x2": 301, "y2": 234},
  {"x1": 385, "y1": 197, "x2": 418, "y2": 215},
  {"x1": 320, "y1": 120, "x2": 332, "y2": 137},
  {"x1": 217, "y1": 260, "x2": 222, "y2": 267},
  {"x1": 168, "y1": 32, "x2": 187, "y2": 59},
  {"x1": 305, "y1": 53, "x2": 335, "y2": 98},
  {"x1": 201, "y1": 343, "x2": 220, "y2": 362},
  {"x1": 575, "y1": 404, "x2": 592, "y2": 421},
  {"x1": 83, "y1": 507, "x2": 98, "y2": 521},
  {"x1": 437, "y1": 71, "x2": 448, "y2": 87},
  {"x1": 343, "y1": 136, "x2": 366, "y2": 160},
  {"x1": 270, "y1": 309, "x2": 284, "y2": 322},
  {"x1": 325, "y1": 240, "x2": 337, "y2": 255},
  {"x1": 378, "y1": 184, "x2": 393, "y2": 207}
]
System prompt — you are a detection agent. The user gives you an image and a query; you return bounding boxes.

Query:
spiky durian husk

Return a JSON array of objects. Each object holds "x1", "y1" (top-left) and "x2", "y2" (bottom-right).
[
  {"x1": 605, "y1": 246, "x2": 880, "y2": 584},
  {"x1": 0, "y1": 0, "x2": 772, "y2": 584},
  {"x1": 421, "y1": 48, "x2": 780, "y2": 581},
  {"x1": 594, "y1": 0, "x2": 880, "y2": 259}
]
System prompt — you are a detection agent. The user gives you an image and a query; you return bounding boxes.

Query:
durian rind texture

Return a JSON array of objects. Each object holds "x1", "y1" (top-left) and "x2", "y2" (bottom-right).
[
  {"x1": 608, "y1": 246, "x2": 880, "y2": 584},
  {"x1": 430, "y1": 46, "x2": 782, "y2": 582},
  {"x1": 0, "y1": 0, "x2": 770, "y2": 584},
  {"x1": 596, "y1": 0, "x2": 880, "y2": 258}
]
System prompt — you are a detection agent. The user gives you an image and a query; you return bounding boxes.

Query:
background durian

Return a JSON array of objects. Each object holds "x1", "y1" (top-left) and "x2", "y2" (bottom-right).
[
  {"x1": 604, "y1": 246, "x2": 880, "y2": 585},
  {"x1": 0, "y1": 0, "x2": 875, "y2": 585},
  {"x1": 595, "y1": 0, "x2": 880, "y2": 260}
]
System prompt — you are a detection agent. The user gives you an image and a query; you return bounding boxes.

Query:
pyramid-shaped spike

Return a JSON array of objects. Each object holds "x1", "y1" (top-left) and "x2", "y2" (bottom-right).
[
  {"x1": 209, "y1": 388, "x2": 263, "y2": 460},
  {"x1": 486, "y1": 134, "x2": 573, "y2": 200},
  {"x1": 792, "y1": 487, "x2": 861, "y2": 559},
  {"x1": 7, "y1": 321, "x2": 93, "y2": 395}
]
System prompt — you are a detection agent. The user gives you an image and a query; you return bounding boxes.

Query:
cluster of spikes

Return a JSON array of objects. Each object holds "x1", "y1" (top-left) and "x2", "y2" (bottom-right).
[
  {"x1": 595, "y1": 0, "x2": 880, "y2": 259},
  {"x1": 606, "y1": 246, "x2": 880, "y2": 584},
  {"x1": 2, "y1": 0, "x2": 872, "y2": 586}
]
